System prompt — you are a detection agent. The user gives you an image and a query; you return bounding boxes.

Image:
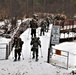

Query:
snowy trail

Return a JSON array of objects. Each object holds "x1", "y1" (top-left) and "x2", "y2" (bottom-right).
[
  {"x1": 2, "y1": 24, "x2": 58, "y2": 75},
  {"x1": 0, "y1": 24, "x2": 75, "y2": 75}
]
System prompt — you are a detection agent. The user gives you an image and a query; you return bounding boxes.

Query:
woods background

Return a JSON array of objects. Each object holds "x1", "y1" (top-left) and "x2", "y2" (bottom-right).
[{"x1": 0, "y1": 0, "x2": 76, "y2": 18}]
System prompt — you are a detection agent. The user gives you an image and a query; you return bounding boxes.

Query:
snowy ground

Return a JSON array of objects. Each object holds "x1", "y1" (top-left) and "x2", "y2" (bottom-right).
[
  {"x1": 0, "y1": 24, "x2": 76, "y2": 75},
  {"x1": 0, "y1": 21, "x2": 5, "y2": 26}
]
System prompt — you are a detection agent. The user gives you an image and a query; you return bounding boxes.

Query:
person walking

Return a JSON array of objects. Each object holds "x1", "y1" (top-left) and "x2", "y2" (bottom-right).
[
  {"x1": 30, "y1": 19, "x2": 38, "y2": 38},
  {"x1": 12, "y1": 36, "x2": 24, "y2": 61},
  {"x1": 30, "y1": 37, "x2": 41, "y2": 61},
  {"x1": 40, "y1": 20, "x2": 46, "y2": 36},
  {"x1": 46, "y1": 17, "x2": 50, "y2": 32}
]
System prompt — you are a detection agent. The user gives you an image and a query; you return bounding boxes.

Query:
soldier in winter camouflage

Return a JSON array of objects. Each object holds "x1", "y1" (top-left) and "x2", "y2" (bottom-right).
[
  {"x1": 45, "y1": 17, "x2": 50, "y2": 32},
  {"x1": 40, "y1": 20, "x2": 46, "y2": 36},
  {"x1": 30, "y1": 37, "x2": 41, "y2": 61},
  {"x1": 30, "y1": 19, "x2": 38, "y2": 38},
  {"x1": 12, "y1": 36, "x2": 24, "y2": 61}
]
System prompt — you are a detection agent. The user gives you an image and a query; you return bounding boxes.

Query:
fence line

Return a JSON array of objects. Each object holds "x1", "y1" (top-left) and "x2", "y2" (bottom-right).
[{"x1": 50, "y1": 47, "x2": 69, "y2": 70}]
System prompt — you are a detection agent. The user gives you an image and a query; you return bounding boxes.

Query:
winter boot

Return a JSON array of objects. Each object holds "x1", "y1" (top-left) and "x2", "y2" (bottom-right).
[
  {"x1": 14, "y1": 58, "x2": 17, "y2": 62},
  {"x1": 35, "y1": 58, "x2": 39, "y2": 61},
  {"x1": 32, "y1": 56, "x2": 35, "y2": 59},
  {"x1": 18, "y1": 57, "x2": 20, "y2": 61}
]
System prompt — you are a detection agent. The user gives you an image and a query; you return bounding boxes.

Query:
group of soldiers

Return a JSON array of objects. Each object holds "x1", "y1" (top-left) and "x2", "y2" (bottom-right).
[
  {"x1": 12, "y1": 14, "x2": 51, "y2": 62},
  {"x1": 11, "y1": 13, "x2": 67, "y2": 62},
  {"x1": 40, "y1": 17, "x2": 50, "y2": 36},
  {"x1": 30, "y1": 15, "x2": 51, "y2": 61},
  {"x1": 30, "y1": 15, "x2": 50, "y2": 37}
]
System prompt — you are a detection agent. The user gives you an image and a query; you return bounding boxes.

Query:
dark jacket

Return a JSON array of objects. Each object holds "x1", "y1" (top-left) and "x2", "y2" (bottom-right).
[
  {"x1": 12, "y1": 37, "x2": 24, "y2": 51},
  {"x1": 30, "y1": 19, "x2": 38, "y2": 29},
  {"x1": 30, "y1": 37, "x2": 41, "y2": 49},
  {"x1": 40, "y1": 21, "x2": 46, "y2": 29}
]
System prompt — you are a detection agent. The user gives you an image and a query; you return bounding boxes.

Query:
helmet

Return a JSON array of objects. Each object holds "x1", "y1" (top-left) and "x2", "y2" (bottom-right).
[{"x1": 32, "y1": 14, "x2": 38, "y2": 20}]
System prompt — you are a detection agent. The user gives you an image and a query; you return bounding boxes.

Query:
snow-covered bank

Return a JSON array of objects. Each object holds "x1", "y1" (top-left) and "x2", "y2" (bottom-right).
[{"x1": 52, "y1": 42, "x2": 76, "y2": 67}]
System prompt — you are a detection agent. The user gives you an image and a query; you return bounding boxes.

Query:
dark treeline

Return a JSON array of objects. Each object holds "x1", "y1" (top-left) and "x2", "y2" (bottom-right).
[{"x1": 0, "y1": 0, "x2": 76, "y2": 18}]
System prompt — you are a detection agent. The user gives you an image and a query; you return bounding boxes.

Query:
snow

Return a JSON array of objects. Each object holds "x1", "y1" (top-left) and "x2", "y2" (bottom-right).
[
  {"x1": 0, "y1": 37, "x2": 11, "y2": 43},
  {"x1": 0, "y1": 23, "x2": 76, "y2": 75},
  {"x1": 0, "y1": 21, "x2": 5, "y2": 26},
  {"x1": 52, "y1": 42, "x2": 76, "y2": 66}
]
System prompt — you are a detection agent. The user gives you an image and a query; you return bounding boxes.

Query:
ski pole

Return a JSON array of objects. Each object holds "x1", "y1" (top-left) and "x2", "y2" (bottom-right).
[
  {"x1": 12, "y1": 47, "x2": 14, "y2": 59},
  {"x1": 12, "y1": 50, "x2": 14, "y2": 59},
  {"x1": 30, "y1": 49, "x2": 31, "y2": 59},
  {"x1": 40, "y1": 48, "x2": 43, "y2": 58},
  {"x1": 21, "y1": 51, "x2": 24, "y2": 60}
]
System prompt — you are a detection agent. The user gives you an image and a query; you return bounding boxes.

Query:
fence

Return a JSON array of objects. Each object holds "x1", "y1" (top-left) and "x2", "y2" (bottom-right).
[
  {"x1": 0, "y1": 43, "x2": 8, "y2": 60},
  {"x1": 50, "y1": 48, "x2": 69, "y2": 70}
]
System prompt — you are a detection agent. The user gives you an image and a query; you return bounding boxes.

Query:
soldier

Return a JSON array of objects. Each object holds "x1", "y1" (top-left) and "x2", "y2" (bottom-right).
[
  {"x1": 40, "y1": 20, "x2": 46, "y2": 36},
  {"x1": 30, "y1": 19, "x2": 38, "y2": 38},
  {"x1": 30, "y1": 37, "x2": 41, "y2": 61},
  {"x1": 11, "y1": 17, "x2": 17, "y2": 29},
  {"x1": 12, "y1": 36, "x2": 24, "y2": 61},
  {"x1": 46, "y1": 17, "x2": 50, "y2": 32}
]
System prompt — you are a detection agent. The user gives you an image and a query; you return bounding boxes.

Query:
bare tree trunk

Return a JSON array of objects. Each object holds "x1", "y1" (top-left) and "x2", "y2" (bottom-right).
[{"x1": 26, "y1": 0, "x2": 28, "y2": 15}]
